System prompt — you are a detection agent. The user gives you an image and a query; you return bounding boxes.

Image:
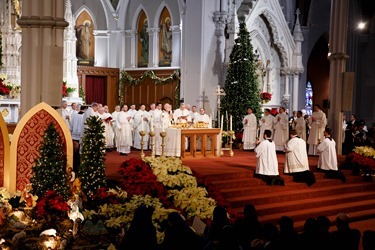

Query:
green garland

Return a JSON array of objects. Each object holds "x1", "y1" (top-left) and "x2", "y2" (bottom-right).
[{"x1": 119, "y1": 69, "x2": 180, "y2": 106}]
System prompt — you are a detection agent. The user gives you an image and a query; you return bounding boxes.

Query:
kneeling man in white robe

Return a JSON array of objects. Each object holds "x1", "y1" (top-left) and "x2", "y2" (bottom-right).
[
  {"x1": 284, "y1": 130, "x2": 316, "y2": 186},
  {"x1": 317, "y1": 128, "x2": 346, "y2": 182},
  {"x1": 254, "y1": 130, "x2": 284, "y2": 186}
]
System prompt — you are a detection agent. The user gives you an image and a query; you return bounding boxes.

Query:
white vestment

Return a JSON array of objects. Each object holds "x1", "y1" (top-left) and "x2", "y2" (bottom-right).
[
  {"x1": 317, "y1": 137, "x2": 338, "y2": 171},
  {"x1": 242, "y1": 114, "x2": 257, "y2": 150},
  {"x1": 116, "y1": 111, "x2": 133, "y2": 154},
  {"x1": 307, "y1": 110, "x2": 327, "y2": 155},
  {"x1": 255, "y1": 139, "x2": 279, "y2": 175},
  {"x1": 191, "y1": 111, "x2": 199, "y2": 122},
  {"x1": 152, "y1": 109, "x2": 163, "y2": 128},
  {"x1": 259, "y1": 114, "x2": 274, "y2": 141},
  {"x1": 293, "y1": 117, "x2": 306, "y2": 141},
  {"x1": 80, "y1": 107, "x2": 99, "y2": 140},
  {"x1": 273, "y1": 112, "x2": 289, "y2": 150},
  {"x1": 62, "y1": 108, "x2": 71, "y2": 128},
  {"x1": 284, "y1": 137, "x2": 310, "y2": 173},
  {"x1": 70, "y1": 112, "x2": 84, "y2": 141},
  {"x1": 133, "y1": 110, "x2": 150, "y2": 150},
  {"x1": 194, "y1": 113, "x2": 211, "y2": 127},
  {"x1": 98, "y1": 113, "x2": 114, "y2": 148},
  {"x1": 174, "y1": 108, "x2": 191, "y2": 123},
  {"x1": 127, "y1": 109, "x2": 137, "y2": 118},
  {"x1": 111, "y1": 111, "x2": 120, "y2": 146}
]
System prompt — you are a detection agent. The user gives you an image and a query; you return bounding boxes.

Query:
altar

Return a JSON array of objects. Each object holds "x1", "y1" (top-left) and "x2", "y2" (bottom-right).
[
  {"x1": 154, "y1": 127, "x2": 221, "y2": 159},
  {"x1": 0, "y1": 99, "x2": 20, "y2": 124}
]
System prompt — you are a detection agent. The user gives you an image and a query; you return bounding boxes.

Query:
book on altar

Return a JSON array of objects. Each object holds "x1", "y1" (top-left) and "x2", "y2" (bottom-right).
[{"x1": 192, "y1": 216, "x2": 206, "y2": 235}]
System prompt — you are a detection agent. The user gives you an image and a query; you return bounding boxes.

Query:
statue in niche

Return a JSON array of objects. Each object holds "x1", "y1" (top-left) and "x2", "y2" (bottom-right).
[
  {"x1": 160, "y1": 17, "x2": 172, "y2": 66},
  {"x1": 76, "y1": 20, "x2": 92, "y2": 62},
  {"x1": 139, "y1": 19, "x2": 149, "y2": 66}
]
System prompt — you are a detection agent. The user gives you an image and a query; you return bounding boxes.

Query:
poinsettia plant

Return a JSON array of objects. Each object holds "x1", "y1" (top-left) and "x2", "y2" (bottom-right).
[
  {"x1": 35, "y1": 190, "x2": 70, "y2": 219},
  {"x1": 260, "y1": 92, "x2": 272, "y2": 101},
  {"x1": 0, "y1": 74, "x2": 10, "y2": 96}
]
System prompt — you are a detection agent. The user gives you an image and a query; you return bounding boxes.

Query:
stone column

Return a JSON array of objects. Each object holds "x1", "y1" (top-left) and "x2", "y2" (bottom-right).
[
  {"x1": 292, "y1": 70, "x2": 303, "y2": 111},
  {"x1": 213, "y1": 11, "x2": 229, "y2": 85},
  {"x1": 18, "y1": 0, "x2": 68, "y2": 116},
  {"x1": 148, "y1": 27, "x2": 159, "y2": 68},
  {"x1": 171, "y1": 25, "x2": 181, "y2": 67},
  {"x1": 281, "y1": 68, "x2": 291, "y2": 108},
  {"x1": 125, "y1": 30, "x2": 136, "y2": 68},
  {"x1": 327, "y1": 0, "x2": 350, "y2": 155}
]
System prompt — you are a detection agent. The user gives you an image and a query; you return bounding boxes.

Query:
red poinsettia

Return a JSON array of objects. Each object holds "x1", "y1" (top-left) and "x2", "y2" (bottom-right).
[
  {"x1": 62, "y1": 81, "x2": 67, "y2": 97},
  {"x1": 0, "y1": 78, "x2": 10, "y2": 96},
  {"x1": 35, "y1": 190, "x2": 70, "y2": 219},
  {"x1": 119, "y1": 158, "x2": 170, "y2": 206},
  {"x1": 92, "y1": 187, "x2": 121, "y2": 206},
  {"x1": 347, "y1": 152, "x2": 375, "y2": 169},
  {"x1": 260, "y1": 92, "x2": 272, "y2": 101}
]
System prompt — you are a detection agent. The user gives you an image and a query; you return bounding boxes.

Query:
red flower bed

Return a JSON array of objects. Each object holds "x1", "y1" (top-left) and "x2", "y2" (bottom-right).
[
  {"x1": 35, "y1": 190, "x2": 70, "y2": 219},
  {"x1": 347, "y1": 152, "x2": 375, "y2": 169},
  {"x1": 118, "y1": 158, "x2": 170, "y2": 205}
]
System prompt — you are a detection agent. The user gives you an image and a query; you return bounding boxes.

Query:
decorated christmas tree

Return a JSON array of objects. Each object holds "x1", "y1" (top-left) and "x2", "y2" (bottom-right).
[
  {"x1": 30, "y1": 123, "x2": 70, "y2": 199},
  {"x1": 222, "y1": 22, "x2": 262, "y2": 132},
  {"x1": 79, "y1": 115, "x2": 107, "y2": 199}
]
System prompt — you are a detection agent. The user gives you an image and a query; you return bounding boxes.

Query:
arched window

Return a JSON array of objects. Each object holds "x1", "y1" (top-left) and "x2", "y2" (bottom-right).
[
  {"x1": 158, "y1": 7, "x2": 172, "y2": 67},
  {"x1": 305, "y1": 81, "x2": 313, "y2": 115},
  {"x1": 137, "y1": 10, "x2": 148, "y2": 67}
]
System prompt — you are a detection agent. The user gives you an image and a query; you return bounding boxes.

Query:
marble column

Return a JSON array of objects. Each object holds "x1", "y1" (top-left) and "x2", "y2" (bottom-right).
[
  {"x1": 171, "y1": 25, "x2": 181, "y2": 67},
  {"x1": 125, "y1": 30, "x2": 136, "y2": 68},
  {"x1": 18, "y1": 0, "x2": 68, "y2": 116},
  {"x1": 213, "y1": 11, "x2": 229, "y2": 85},
  {"x1": 281, "y1": 68, "x2": 291, "y2": 109},
  {"x1": 327, "y1": 0, "x2": 350, "y2": 155},
  {"x1": 148, "y1": 27, "x2": 159, "y2": 68}
]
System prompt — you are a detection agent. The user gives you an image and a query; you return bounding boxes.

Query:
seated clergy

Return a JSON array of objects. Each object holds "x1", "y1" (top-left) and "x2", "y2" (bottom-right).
[{"x1": 284, "y1": 130, "x2": 316, "y2": 186}]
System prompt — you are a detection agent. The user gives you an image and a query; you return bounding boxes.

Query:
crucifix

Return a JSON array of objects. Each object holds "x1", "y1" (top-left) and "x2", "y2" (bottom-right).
[{"x1": 214, "y1": 85, "x2": 226, "y2": 128}]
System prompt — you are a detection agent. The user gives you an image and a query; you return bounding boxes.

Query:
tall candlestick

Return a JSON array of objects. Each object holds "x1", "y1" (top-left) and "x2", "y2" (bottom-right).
[
  {"x1": 226, "y1": 111, "x2": 228, "y2": 122},
  {"x1": 230, "y1": 115, "x2": 233, "y2": 131},
  {"x1": 221, "y1": 115, "x2": 224, "y2": 129},
  {"x1": 150, "y1": 115, "x2": 154, "y2": 132}
]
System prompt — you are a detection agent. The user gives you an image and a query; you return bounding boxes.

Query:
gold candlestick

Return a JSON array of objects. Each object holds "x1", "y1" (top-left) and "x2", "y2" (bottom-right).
[
  {"x1": 220, "y1": 132, "x2": 224, "y2": 156},
  {"x1": 139, "y1": 130, "x2": 146, "y2": 159},
  {"x1": 160, "y1": 131, "x2": 167, "y2": 158},
  {"x1": 149, "y1": 131, "x2": 155, "y2": 158},
  {"x1": 228, "y1": 130, "x2": 234, "y2": 157}
]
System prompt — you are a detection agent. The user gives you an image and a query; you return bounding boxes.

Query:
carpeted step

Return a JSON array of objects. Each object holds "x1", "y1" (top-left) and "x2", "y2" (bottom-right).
[
  {"x1": 258, "y1": 199, "x2": 375, "y2": 225},
  {"x1": 227, "y1": 182, "x2": 375, "y2": 208},
  {"x1": 203, "y1": 171, "x2": 253, "y2": 181}
]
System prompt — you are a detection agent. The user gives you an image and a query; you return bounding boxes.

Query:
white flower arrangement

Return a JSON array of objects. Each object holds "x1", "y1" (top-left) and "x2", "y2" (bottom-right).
[{"x1": 353, "y1": 146, "x2": 375, "y2": 159}]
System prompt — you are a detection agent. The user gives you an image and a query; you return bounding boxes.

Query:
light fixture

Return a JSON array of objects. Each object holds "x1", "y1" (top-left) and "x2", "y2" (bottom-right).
[{"x1": 358, "y1": 22, "x2": 366, "y2": 29}]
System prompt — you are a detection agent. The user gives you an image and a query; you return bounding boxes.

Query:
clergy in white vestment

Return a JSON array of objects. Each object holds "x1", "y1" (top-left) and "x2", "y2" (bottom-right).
[
  {"x1": 111, "y1": 105, "x2": 121, "y2": 144},
  {"x1": 148, "y1": 103, "x2": 156, "y2": 117},
  {"x1": 116, "y1": 107, "x2": 133, "y2": 155},
  {"x1": 273, "y1": 107, "x2": 289, "y2": 151},
  {"x1": 242, "y1": 107, "x2": 257, "y2": 150},
  {"x1": 80, "y1": 102, "x2": 99, "y2": 141},
  {"x1": 190, "y1": 106, "x2": 199, "y2": 122},
  {"x1": 61, "y1": 100, "x2": 71, "y2": 128},
  {"x1": 317, "y1": 128, "x2": 346, "y2": 182},
  {"x1": 194, "y1": 107, "x2": 212, "y2": 127},
  {"x1": 133, "y1": 104, "x2": 150, "y2": 150},
  {"x1": 292, "y1": 111, "x2": 307, "y2": 141},
  {"x1": 284, "y1": 130, "x2": 316, "y2": 186},
  {"x1": 259, "y1": 109, "x2": 274, "y2": 141},
  {"x1": 127, "y1": 104, "x2": 137, "y2": 118},
  {"x1": 70, "y1": 105, "x2": 87, "y2": 171},
  {"x1": 152, "y1": 103, "x2": 163, "y2": 128},
  {"x1": 307, "y1": 104, "x2": 327, "y2": 155},
  {"x1": 160, "y1": 103, "x2": 173, "y2": 129},
  {"x1": 255, "y1": 130, "x2": 279, "y2": 176},
  {"x1": 174, "y1": 103, "x2": 191, "y2": 123},
  {"x1": 98, "y1": 106, "x2": 114, "y2": 149}
]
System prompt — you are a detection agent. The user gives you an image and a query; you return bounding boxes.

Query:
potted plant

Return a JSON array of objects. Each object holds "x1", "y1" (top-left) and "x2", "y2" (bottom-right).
[
  {"x1": 260, "y1": 92, "x2": 272, "y2": 103},
  {"x1": 66, "y1": 86, "x2": 76, "y2": 97}
]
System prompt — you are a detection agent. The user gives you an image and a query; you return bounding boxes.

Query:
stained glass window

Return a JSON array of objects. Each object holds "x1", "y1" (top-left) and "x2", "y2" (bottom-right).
[{"x1": 305, "y1": 81, "x2": 313, "y2": 115}]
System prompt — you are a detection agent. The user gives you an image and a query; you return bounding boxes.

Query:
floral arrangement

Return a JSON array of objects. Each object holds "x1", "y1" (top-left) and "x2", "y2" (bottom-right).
[
  {"x1": 0, "y1": 73, "x2": 10, "y2": 96},
  {"x1": 260, "y1": 92, "x2": 272, "y2": 101},
  {"x1": 35, "y1": 190, "x2": 70, "y2": 219},
  {"x1": 344, "y1": 146, "x2": 375, "y2": 180},
  {"x1": 270, "y1": 108, "x2": 279, "y2": 116},
  {"x1": 62, "y1": 81, "x2": 76, "y2": 97}
]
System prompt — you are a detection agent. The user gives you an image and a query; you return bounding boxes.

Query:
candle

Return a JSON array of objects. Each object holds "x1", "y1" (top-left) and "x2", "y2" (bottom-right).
[
  {"x1": 221, "y1": 115, "x2": 224, "y2": 129},
  {"x1": 162, "y1": 117, "x2": 165, "y2": 132},
  {"x1": 141, "y1": 115, "x2": 144, "y2": 131},
  {"x1": 230, "y1": 115, "x2": 232, "y2": 131},
  {"x1": 150, "y1": 115, "x2": 154, "y2": 132},
  {"x1": 226, "y1": 111, "x2": 228, "y2": 122}
]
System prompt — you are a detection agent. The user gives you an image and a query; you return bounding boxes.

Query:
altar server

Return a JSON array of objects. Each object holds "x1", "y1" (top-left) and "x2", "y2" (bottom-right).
[
  {"x1": 284, "y1": 130, "x2": 316, "y2": 186},
  {"x1": 242, "y1": 107, "x2": 257, "y2": 150}
]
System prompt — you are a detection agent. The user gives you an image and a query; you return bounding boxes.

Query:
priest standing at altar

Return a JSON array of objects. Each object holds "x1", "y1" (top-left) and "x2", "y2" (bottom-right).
[
  {"x1": 259, "y1": 109, "x2": 274, "y2": 141},
  {"x1": 116, "y1": 105, "x2": 133, "y2": 155},
  {"x1": 194, "y1": 107, "x2": 211, "y2": 127},
  {"x1": 133, "y1": 104, "x2": 150, "y2": 150},
  {"x1": 307, "y1": 104, "x2": 327, "y2": 155},
  {"x1": 242, "y1": 107, "x2": 257, "y2": 150},
  {"x1": 174, "y1": 103, "x2": 191, "y2": 123},
  {"x1": 273, "y1": 107, "x2": 289, "y2": 151}
]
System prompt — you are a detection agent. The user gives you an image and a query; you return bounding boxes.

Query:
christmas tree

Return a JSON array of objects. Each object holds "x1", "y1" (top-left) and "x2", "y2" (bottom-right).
[
  {"x1": 222, "y1": 22, "x2": 262, "y2": 132},
  {"x1": 30, "y1": 122, "x2": 71, "y2": 199},
  {"x1": 79, "y1": 115, "x2": 107, "y2": 199}
]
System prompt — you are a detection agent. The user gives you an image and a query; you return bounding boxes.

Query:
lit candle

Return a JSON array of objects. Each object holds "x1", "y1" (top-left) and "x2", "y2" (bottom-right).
[
  {"x1": 226, "y1": 111, "x2": 228, "y2": 122},
  {"x1": 221, "y1": 115, "x2": 224, "y2": 130},
  {"x1": 230, "y1": 115, "x2": 232, "y2": 131}
]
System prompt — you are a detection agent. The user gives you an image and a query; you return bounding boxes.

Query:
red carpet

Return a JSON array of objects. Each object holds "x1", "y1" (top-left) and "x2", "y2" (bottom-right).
[{"x1": 105, "y1": 149, "x2": 375, "y2": 232}]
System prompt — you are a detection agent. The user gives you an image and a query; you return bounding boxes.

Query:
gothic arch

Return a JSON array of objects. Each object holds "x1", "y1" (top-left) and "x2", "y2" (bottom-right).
[
  {"x1": 74, "y1": 6, "x2": 98, "y2": 29},
  {"x1": 131, "y1": 5, "x2": 150, "y2": 30},
  {"x1": 153, "y1": 2, "x2": 175, "y2": 28}
]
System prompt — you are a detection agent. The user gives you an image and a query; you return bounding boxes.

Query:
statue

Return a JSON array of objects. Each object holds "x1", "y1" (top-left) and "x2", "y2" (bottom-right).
[
  {"x1": 139, "y1": 19, "x2": 149, "y2": 65},
  {"x1": 76, "y1": 20, "x2": 92, "y2": 60},
  {"x1": 160, "y1": 17, "x2": 172, "y2": 64}
]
